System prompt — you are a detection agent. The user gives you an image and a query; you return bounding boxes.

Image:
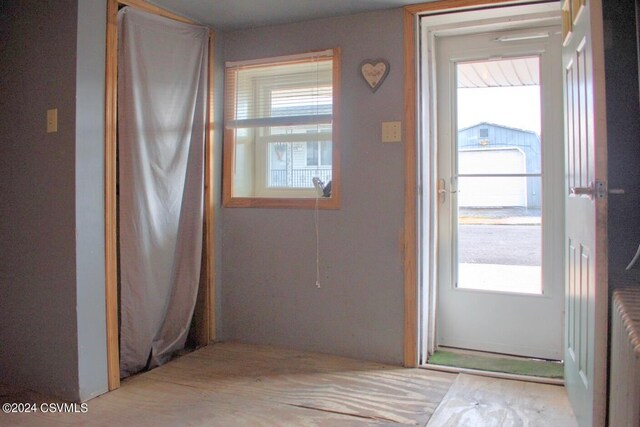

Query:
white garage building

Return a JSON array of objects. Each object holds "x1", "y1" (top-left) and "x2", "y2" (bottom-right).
[{"x1": 457, "y1": 122, "x2": 541, "y2": 209}]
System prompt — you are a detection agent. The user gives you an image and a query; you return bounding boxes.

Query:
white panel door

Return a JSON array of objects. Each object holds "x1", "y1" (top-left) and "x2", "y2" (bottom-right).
[
  {"x1": 561, "y1": 0, "x2": 608, "y2": 425},
  {"x1": 435, "y1": 26, "x2": 565, "y2": 360}
]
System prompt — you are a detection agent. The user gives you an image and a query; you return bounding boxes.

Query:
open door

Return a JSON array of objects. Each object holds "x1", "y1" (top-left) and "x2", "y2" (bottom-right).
[
  {"x1": 408, "y1": 0, "x2": 609, "y2": 420},
  {"x1": 562, "y1": 0, "x2": 608, "y2": 425}
]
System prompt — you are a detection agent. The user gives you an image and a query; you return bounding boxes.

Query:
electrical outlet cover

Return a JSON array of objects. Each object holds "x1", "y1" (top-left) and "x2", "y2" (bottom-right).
[{"x1": 382, "y1": 121, "x2": 401, "y2": 142}]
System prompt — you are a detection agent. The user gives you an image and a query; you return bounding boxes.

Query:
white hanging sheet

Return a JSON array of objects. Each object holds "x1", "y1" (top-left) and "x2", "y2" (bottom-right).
[{"x1": 118, "y1": 7, "x2": 208, "y2": 377}]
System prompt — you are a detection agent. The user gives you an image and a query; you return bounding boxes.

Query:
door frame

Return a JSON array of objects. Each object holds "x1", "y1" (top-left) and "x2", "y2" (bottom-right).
[
  {"x1": 403, "y1": 0, "x2": 607, "y2": 377},
  {"x1": 104, "y1": 0, "x2": 217, "y2": 390},
  {"x1": 403, "y1": 0, "x2": 557, "y2": 368}
]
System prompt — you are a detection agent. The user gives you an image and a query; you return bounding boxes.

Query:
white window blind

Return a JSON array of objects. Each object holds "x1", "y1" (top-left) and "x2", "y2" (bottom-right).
[
  {"x1": 224, "y1": 49, "x2": 338, "y2": 199},
  {"x1": 225, "y1": 50, "x2": 334, "y2": 130}
]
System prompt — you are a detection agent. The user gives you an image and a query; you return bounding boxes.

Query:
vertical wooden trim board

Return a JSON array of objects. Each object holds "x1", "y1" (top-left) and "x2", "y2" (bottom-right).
[
  {"x1": 402, "y1": 0, "x2": 537, "y2": 368},
  {"x1": 403, "y1": 8, "x2": 418, "y2": 368},
  {"x1": 105, "y1": 0, "x2": 120, "y2": 391},
  {"x1": 104, "y1": 0, "x2": 216, "y2": 391},
  {"x1": 205, "y1": 31, "x2": 216, "y2": 342},
  {"x1": 330, "y1": 47, "x2": 342, "y2": 209},
  {"x1": 589, "y1": 0, "x2": 609, "y2": 420}
]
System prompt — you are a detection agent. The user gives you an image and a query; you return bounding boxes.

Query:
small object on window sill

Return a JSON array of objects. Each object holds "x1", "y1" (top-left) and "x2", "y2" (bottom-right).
[
  {"x1": 312, "y1": 177, "x2": 324, "y2": 197},
  {"x1": 322, "y1": 180, "x2": 332, "y2": 198},
  {"x1": 312, "y1": 177, "x2": 332, "y2": 198}
]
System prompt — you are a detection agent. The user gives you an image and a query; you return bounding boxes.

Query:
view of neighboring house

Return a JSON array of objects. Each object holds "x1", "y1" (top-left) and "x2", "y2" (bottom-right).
[
  {"x1": 458, "y1": 122, "x2": 541, "y2": 209},
  {"x1": 268, "y1": 131, "x2": 333, "y2": 189},
  {"x1": 266, "y1": 87, "x2": 333, "y2": 189}
]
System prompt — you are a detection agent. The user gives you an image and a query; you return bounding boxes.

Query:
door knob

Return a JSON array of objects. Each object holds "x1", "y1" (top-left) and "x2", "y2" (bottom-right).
[
  {"x1": 570, "y1": 181, "x2": 624, "y2": 199},
  {"x1": 438, "y1": 178, "x2": 457, "y2": 203},
  {"x1": 570, "y1": 186, "x2": 594, "y2": 198}
]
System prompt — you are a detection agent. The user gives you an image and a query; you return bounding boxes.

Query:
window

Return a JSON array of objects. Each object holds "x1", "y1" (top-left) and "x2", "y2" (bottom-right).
[
  {"x1": 306, "y1": 141, "x2": 332, "y2": 167},
  {"x1": 223, "y1": 49, "x2": 340, "y2": 208}
]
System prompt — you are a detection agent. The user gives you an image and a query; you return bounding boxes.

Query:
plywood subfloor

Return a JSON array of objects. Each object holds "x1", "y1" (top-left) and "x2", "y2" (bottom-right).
[
  {"x1": 0, "y1": 343, "x2": 454, "y2": 426},
  {"x1": 426, "y1": 373, "x2": 577, "y2": 427}
]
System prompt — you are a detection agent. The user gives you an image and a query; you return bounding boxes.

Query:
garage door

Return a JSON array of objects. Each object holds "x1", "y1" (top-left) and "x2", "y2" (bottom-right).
[{"x1": 458, "y1": 147, "x2": 526, "y2": 207}]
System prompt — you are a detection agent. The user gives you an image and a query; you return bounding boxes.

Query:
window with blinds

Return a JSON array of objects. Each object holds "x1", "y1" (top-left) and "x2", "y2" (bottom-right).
[{"x1": 223, "y1": 48, "x2": 340, "y2": 208}]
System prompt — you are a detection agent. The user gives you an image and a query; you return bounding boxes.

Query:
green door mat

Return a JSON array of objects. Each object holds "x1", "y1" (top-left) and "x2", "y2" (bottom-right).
[{"x1": 428, "y1": 350, "x2": 563, "y2": 379}]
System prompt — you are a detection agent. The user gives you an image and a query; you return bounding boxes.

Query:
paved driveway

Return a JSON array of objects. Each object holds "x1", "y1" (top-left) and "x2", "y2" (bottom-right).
[{"x1": 458, "y1": 224, "x2": 541, "y2": 266}]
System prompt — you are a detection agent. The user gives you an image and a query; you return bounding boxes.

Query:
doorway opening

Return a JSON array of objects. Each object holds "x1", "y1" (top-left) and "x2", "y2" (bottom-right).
[
  {"x1": 418, "y1": 2, "x2": 565, "y2": 379},
  {"x1": 104, "y1": 0, "x2": 216, "y2": 390}
]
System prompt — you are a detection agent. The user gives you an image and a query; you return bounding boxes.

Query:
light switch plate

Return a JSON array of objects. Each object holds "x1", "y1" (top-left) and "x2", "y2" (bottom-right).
[
  {"x1": 382, "y1": 121, "x2": 401, "y2": 142},
  {"x1": 47, "y1": 108, "x2": 58, "y2": 133}
]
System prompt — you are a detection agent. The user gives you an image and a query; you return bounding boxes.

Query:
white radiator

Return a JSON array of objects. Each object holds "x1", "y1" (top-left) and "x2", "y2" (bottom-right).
[{"x1": 609, "y1": 288, "x2": 640, "y2": 426}]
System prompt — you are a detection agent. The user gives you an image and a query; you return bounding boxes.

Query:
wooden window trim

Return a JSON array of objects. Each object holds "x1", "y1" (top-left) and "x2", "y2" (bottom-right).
[{"x1": 222, "y1": 48, "x2": 341, "y2": 210}]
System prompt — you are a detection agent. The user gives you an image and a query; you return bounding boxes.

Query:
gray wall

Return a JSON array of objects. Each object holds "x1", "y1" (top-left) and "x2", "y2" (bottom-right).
[
  {"x1": 75, "y1": 0, "x2": 109, "y2": 400},
  {"x1": 0, "y1": 0, "x2": 108, "y2": 401},
  {"x1": 221, "y1": 9, "x2": 406, "y2": 364},
  {"x1": 0, "y1": 0, "x2": 80, "y2": 400},
  {"x1": 603, "y1": 0, "x2": 640, "y2": 288}
]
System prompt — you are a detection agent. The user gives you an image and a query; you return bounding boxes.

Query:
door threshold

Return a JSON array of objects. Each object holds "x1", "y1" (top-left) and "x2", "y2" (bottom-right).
[
  {"x1": 421, "y1": 363, "x2": 564, "y2": 386},
  {"x1": 428, "y1": 346, "x2": 563, "y2": 379}
]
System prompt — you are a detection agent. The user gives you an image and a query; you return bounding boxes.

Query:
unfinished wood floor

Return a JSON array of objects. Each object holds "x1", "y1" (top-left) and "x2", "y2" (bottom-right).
[
  {"x1": 0, "y1": 343, "x2": 576, "y2": 426},
  {"x1": 426, "y1": 374, "x2": 577, "y2": 426}
]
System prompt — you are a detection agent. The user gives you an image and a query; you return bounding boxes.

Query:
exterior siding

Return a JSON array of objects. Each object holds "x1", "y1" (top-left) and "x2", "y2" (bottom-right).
[{"x1": 458, "y1": 122, "x2": 541, "y2": 208}]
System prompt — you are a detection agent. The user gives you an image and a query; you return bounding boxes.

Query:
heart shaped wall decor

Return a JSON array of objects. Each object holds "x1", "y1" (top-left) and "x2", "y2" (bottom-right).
[{"x1": 360, "y1": 59, "x2": 390, "y2": 93}]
